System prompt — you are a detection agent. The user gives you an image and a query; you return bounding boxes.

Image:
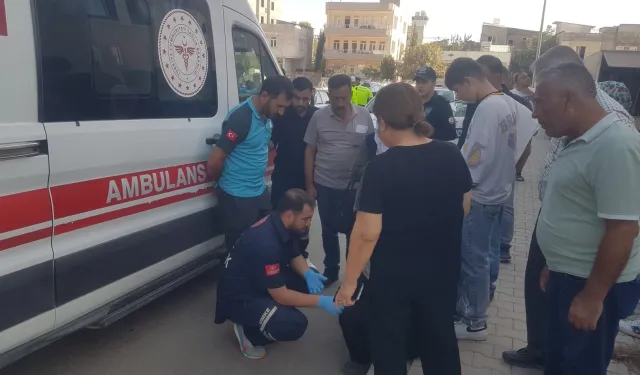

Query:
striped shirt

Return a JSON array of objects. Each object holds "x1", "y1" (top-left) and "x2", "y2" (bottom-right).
[{"x1": 538, "y1": 87, "x2": 637, "y2": 201}]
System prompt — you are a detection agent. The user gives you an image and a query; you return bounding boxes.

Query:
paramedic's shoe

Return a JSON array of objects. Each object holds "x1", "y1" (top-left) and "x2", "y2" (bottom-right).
[
  {"x1": 619, "y1": 319, "x2": 640, "y2": 338},
  {"x1": 455, "y1": 321, "x2": 488, "y2": 341},
  {"x1": 341, "y1": 360, "x2": 370, "y2": 375},
  {"x1": 233, "y1": 323, "x2": 266, "y2": 360},
  {"x1": 502, "y1": 347, "x2": 545, "y2": 369}
]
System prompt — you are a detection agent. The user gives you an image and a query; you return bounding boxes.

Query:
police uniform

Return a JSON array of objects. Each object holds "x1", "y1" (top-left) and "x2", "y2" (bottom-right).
[
  {"x1": 214, "y1": 214, "x2": 309, "y2": 346},
  {"x1": 424, "y1": 94, "x2": 456, "y2": 142},
  {"x1": 216, "y1": 97, "x2": 273, "y2": 249}
]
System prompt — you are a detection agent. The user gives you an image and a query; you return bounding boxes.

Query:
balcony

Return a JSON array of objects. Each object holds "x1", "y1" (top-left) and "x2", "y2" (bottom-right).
[
  {"x1": 324, "y1": 49, "x2": 387, "y2": 62},
  {"x1": 325, "y1": 25, "x2": 391, "y2": 37}
]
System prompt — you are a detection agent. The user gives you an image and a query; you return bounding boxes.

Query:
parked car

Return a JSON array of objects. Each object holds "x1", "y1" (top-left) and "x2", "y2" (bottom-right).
[
  {"x1": 314, "y1": 89, "x2": 330, "y2": 108},
  {"x1": 365, "y1": 95, "x2": 466, "y2": 144}
]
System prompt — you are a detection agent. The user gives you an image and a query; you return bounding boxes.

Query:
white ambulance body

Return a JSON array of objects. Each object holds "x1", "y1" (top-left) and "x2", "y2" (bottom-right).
[{"x1": 0, "y1": 0, "x2": 278, "y2": 367}]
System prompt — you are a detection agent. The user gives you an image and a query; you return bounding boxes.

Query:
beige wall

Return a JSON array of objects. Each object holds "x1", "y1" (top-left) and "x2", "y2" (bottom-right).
[
  {"x1": 248, "y1": 0, "x2": 281, "y2": 25},
  {"x1": 558, "y1": 40, "x2": 603, "y2": 58}
]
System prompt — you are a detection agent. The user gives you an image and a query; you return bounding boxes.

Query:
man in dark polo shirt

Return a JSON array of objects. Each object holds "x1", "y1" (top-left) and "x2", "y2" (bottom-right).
[
  {"x1": 415, "y1": 66, "x2": 456, "y2": 141},
  {"x1": 206, "y1": 76, "x2": 294, "y2": 249}
]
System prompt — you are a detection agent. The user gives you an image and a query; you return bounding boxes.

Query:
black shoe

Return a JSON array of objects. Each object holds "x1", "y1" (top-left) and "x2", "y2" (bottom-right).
[
  {"x1": 323, "y1": 269, "x2": 339, "y2": 287},
  {"x1": 516, "y1": 174, "x2": 525, "y2": 182},
  {"x1": 502, "y1": 347, "x2": 545, "y2": 369},
  {"x1": 500, "y1": 253, "x2": 512, "y2": 264},
  {"x1": 341, "y1": 360, "x2": 371, "y2": 375}
]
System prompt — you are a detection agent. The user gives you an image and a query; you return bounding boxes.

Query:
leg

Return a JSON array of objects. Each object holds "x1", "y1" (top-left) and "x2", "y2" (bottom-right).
[
  {"x1": 217, "y1": 188, "x2": 269, "y2": 251},
  {"x1": 234, "y1": 297, "x2": 308, "y2": 347},
  {"x1": 456, "y1": 200, "x2": 501, "y2": 339},
  {"x1": 489, "y1": 204, "x2": 504, "y2": 297},
  {"x1": 499, "y1": 185, "x2": 515, "y2": 263},
  {"x1": 367, "y1": 278, "x2": 412, "y2": 375},
  {"x1": 516, "y1": 141, "x2": 531, "y2": 182},
  {"x1": 315, "y1": 184, "x2": 342, "y2": 281},
  {"x1": 503, "y1": 215, "x2": 546, "y2": 367}
]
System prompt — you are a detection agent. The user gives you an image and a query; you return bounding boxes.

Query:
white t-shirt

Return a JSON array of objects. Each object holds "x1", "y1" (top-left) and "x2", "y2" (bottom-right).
[
  {"x1": 462, "y1": 93, "x2": 517, "y2": 205},
  {"x1": 511, "y1": 89, "x2": 534, "y2": 101}
]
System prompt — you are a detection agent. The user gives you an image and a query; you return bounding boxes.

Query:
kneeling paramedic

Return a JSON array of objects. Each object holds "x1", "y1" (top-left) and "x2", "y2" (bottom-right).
[{"x1": 214, "y1": 189, "x2": 344, "y2": 359}]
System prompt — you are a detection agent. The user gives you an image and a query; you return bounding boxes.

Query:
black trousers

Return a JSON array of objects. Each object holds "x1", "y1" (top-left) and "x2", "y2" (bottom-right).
[
  {"x1": 367, "y1": 272, "x2": 461, "y2": 375},
  {"x1": 339, "y1": 276, "x2": 420, "y2": 366},
  {"x1": 217, "y1": 187, "x2": 271, "y2": 251},
  {"x1": 524, "y1": 216, "x2": 547, "y2": 356}
]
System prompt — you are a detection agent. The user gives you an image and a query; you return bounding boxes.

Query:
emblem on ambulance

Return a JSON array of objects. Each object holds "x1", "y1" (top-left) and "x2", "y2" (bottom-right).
[{"x1": 158, "y1": 9, "x2": 208, "y2": 98}]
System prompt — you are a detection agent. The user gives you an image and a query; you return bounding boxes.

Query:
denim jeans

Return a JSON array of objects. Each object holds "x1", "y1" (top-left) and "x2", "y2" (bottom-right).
[
  {"x1": 545, "y1": 271, "x2": 640, "y2": 375},
  {"x1": 457, "y1": 199, "x2": 503, "y2": 329},
  {"x1": 490, "y1": 184, "x2": 515, "y2": 293},
  {"x1": 315, "y1": 183, "x2": 356, "y2": 273}
]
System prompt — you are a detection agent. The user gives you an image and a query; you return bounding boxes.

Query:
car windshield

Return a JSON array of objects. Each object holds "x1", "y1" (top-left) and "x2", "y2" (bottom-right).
[
  {"x1": 435, "y1": 88, "x2": 455, "y2": 102},
  {"x1": 366, "y1": 96, "x2": 376, "y2": 112}
]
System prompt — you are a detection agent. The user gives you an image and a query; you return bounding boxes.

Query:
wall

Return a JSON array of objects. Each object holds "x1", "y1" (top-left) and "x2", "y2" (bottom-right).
[
  {"x1": 441, "y1": 50, "x2": 512, "y2": 66},
  {"x1": 263, "y1": 22, "x2": 314, "y2": 71},
  {"x1": 481, "y1": 24, "x2": 538, "y2": 50},
  {"x1": 554, "y1": 22, "x2": 593, "y2": 34}
]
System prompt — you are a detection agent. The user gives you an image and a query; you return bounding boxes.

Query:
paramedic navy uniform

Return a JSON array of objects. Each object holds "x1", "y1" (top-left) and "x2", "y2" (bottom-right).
[{"x1": 214, "y1": 214, "x2": 309, "y2": 346}]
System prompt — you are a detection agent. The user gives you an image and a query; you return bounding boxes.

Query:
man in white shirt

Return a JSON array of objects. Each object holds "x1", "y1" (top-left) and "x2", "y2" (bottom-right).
[{"x1": 445, "y1": 58, "x2": 519, "y2": 341}]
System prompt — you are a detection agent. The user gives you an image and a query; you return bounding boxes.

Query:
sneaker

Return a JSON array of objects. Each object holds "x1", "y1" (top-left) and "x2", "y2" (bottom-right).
[
  {"x1": 619, "y1": 319, "x2": 640, "y2": 338},
  {"x1": 233, "y1": 323, "x2": 266, "y2": 360},
  {"x1": 323, "y1": 268, "x2": 339, "y2": 287},
  {"x1": 502, "y1": 347, "x2": 545, "y2": 369},
  {"x1": 516, "y1": 174, "x2": 525, "y2": 182},
  {"x1": 500, "y1": 253, "x2": 512, "y2": 264},
  {"x1": 341, "y1": 360, "x2": 371, "y2": 375},
  {"x1": 455, "y1": 321, "x2": 488, "y2": 341}
]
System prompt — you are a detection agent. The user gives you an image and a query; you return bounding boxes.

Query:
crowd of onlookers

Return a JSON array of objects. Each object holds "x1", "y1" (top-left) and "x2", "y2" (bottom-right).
[{"x1": 208, "y1": 44, "x2": 640, "y2": 375}]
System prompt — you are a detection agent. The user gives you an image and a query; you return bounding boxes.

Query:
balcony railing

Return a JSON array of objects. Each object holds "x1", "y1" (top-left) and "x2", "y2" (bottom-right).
[
  {"x1": 325, "y1": 25, "x2": 391, "y2": 37},
  {"x1": 324, "y1": 49, "x2": 387, "y2": 61}
]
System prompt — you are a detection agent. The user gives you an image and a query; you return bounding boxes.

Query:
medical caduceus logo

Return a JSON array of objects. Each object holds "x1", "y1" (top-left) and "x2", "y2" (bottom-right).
[{"x1": 158, "y1": 9, "x2": 208, "y2": 98}]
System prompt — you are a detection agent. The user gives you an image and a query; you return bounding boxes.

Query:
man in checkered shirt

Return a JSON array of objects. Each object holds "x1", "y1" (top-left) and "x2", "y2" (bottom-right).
[{"x1": 502, "y1": 45, "x2": 638, "y2": 370}]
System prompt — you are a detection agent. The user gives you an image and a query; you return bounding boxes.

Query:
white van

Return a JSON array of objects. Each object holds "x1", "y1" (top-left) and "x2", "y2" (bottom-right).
[{"x1": 0, "y1": 0, "x2": 279, "y2": 368}]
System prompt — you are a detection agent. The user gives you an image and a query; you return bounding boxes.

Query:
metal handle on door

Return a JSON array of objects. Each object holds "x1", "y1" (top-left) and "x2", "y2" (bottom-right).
[{"x1": 0, "y1": 141, "x2": 43, "y2": 161}]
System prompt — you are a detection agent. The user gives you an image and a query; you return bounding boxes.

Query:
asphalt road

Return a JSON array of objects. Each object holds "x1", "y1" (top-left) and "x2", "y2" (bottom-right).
[{"x1": 1, "y1": 217, "x2": 351, "y2": 375}]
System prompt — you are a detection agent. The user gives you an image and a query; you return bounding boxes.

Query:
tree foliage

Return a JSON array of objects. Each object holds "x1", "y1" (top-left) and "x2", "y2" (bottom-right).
[
  {"x1": 314, "y1": 30, "x2": 326, "y2": 72},
  {"x1": 298, "y1": 21, "x2": 312, "y2": 28},
  {"x1": 379, "y1": 56, "x2": 397, "y2": 80},
  {"x1": 509, "y1": 25, "x2": 557, "y2": 73},
  {"x1": 361, "y1": 66, "x2": 382, "y2": 80},
  {"x1": 407, "y1": 27, "x2": 420, "y2": 48},
  {"x1": 435, "y1": 34, "x2": 480, "y2": 51},
  {"x1": 398, "y1": 43, "x2": 447, "y2": 79}
]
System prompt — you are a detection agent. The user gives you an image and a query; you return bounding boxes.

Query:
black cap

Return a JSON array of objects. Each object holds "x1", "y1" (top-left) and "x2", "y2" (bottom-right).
[{"x1": 415, "y1": 66, "x2": 437, "y2": 81}]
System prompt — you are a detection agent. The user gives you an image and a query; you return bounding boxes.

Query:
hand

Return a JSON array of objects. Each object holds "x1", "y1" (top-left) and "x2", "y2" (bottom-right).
[
  {"x1": 334, "y1": 282, "x2": 357, "y2": 308},
  {"x1": 568, "y1": 290, "x2": 603, "y2": 331},
  {"x1": 318, "y1": 295, "x2": 344, "y2": 316},
  {"x1": 306, "y1": 185, "x2": 317, "y2": 200},
  {"x1": 304, "y1": 269, "x2": 326, "y2": 294},
  {"x1": 540, "y1": 266, "x2": 550, "y2": 292}
]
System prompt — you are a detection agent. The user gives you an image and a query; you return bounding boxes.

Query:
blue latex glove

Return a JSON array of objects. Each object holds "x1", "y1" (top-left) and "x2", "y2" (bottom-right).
[
  {"x1": 318, "y1": 295, "x2": 344, "y2": 316},
  {"x1": 304, "y1": 269, "x2": 327, "y2": 294}
]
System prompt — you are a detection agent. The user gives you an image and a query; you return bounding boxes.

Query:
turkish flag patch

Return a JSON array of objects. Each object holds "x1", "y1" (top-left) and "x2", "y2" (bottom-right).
[
  {"x1": 226, "y1": 129, "x2": 238, "y2": 142},
  {"x1": 265, "y1": 264, "x2": 280, "y2": 276}
]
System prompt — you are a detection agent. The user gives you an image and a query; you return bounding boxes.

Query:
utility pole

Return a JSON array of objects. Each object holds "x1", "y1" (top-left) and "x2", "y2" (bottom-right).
[{"x1": 535, "y1": 0, "x2": 548, "y2": 61}]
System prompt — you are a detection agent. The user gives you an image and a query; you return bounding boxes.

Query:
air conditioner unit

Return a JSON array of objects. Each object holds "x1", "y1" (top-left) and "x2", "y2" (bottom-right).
[{"x1": 630, "y1": 46, "x2": 639, "y2": 51}]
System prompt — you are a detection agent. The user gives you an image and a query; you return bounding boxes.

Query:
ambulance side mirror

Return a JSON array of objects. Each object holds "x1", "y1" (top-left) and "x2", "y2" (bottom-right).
[{"x1": 205, "y1": 134, "x2": 220, "y2": 146}]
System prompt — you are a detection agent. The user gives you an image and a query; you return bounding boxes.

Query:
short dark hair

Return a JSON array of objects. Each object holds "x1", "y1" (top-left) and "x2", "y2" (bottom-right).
[
  {"x1": 260, "y1": 76, "x2": 294, "y2": 100},
  {"x1": 476, "y1": 55, "x2": 504, "y2": 75},
  {"x1": 328, "y1": 74, "x2": 352, "y2": 91},
  {"x1": 292, "y1": 77, "x2": 314, "y2": 92},
  {"x1": 445, "y1": 58, "x2": 486, "y2": 90},
  {"x1": 276, "y1": 189, "x2": 316, "y2": 214}
]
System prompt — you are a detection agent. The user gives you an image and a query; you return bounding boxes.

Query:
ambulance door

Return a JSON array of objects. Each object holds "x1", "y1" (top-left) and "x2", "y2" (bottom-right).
[
  {"x1": 222, "y1": 4, "x2": 281, "y2": 181},
  {"x1": 0, "y1": 0, "x2": 56, "y2": 355},
  {"x1": 32, "y1": 0, "x2": 227, "y2": 328}
]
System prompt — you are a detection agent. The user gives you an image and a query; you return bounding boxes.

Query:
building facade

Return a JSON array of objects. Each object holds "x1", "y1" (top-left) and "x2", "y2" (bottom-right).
[
  {"x1": 262, "y1": 21, "x2": 314, "y2": 74},
  {"x1": 324, "y1": 0, "x2": 410, "y2": 76},
  {"x1": 407, "y1": 11, "x2": 428, "y2": 46},
  {"x1": 480, "y1": 19, "x2": 538, "y2": 50},
  {"x1": 556, "y1": 22, "x2": 640, "y2": 59},
  {"x1": 247, "y1": 0, "x2": 281, "y2": 25}
]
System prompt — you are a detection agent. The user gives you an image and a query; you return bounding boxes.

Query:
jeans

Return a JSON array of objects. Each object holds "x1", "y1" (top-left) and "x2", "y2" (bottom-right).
[
  {"x1": 315, "y1": 183, "x2": 356, "y2": 273},
  {"x1": 545, "y1": 271, "x2": 640, "y2": 375},
  {"x1": 457, "y1": 199, "x2": 503, "y2": 329},
  {"x1": 490, "y1": 185, "x2": 515, "y2": 293}
]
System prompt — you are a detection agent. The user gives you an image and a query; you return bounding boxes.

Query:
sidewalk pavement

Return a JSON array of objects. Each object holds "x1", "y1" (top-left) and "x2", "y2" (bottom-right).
[{"x1": 407, "y1": 133, "x2": 637, "y2": 375}]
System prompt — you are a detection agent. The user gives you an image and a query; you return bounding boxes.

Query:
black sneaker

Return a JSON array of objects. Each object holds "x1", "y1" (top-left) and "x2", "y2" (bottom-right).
[
  {"x1": 341, "y1": 360, "x2": 371, "y2": 375},
  {"x1": 502, "y1": 347, "x2": 545, "y2": 369},
  {"x1": 516, "y1": 174, "x2": 525, "y2": 182},
  {"x1": 500, "y1": 253, "x2": 512, "y2": 264},
  {"x1": 323, "y1": 269, "x2": 339, "y2": 287}
]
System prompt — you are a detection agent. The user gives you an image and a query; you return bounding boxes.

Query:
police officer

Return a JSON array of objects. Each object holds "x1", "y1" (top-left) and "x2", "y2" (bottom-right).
[
  {"x1": 206, "y1": 76, "x2": 294, "y2": 249},
  {"x1": 214, "y1": 189, "x2": 343, "y2": 360},
  {"x1": 414, "y1": 67, "x2": 457, "y2": 141},
  {"x1": 351, "y1": 77, "x2": 373, "y2": 106}
]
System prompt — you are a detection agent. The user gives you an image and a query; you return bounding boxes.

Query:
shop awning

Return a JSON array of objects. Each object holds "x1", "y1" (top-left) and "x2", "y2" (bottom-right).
[{"x1": 603, "y1": 51, "x2": 640, "y2": 69}]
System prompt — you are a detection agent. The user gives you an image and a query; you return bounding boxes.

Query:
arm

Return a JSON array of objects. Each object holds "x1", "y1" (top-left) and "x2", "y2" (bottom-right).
[
  {"x1": 344, "y1": 211, "x2": 381, "y2": 286},
  {"x1": 463, "y1": 192, "x2": 472, "y2": 216},
  {"x1": 290, "y1": 255, "x2": 311, "y2": 277},
  {"x1": 516, "y1": 141, "x2": 532, "y2": 175},
  {"x1": 438, "y1": 100, "x2": 457, "y2": 141},
  {"x1": 206, "y1": 113, "x2": 251, "y2": 180},
  {"x1": 462, "y1": 107, "x2": 497, "y2": 187}
]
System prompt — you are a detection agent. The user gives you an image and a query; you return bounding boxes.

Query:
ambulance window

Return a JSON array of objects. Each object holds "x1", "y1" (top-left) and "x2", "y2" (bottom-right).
[
  {"x1": 232, "y1": 28, "x2": 280, "y2": 103},
  {"x1": 35, "y1": 0, "x2": 218, "y2": 122}
]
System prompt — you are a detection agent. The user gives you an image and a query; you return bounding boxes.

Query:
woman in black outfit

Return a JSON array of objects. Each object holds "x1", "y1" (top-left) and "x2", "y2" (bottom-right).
[{"x1": 335, "y1": 82, "x2": 472, "y2": 375}]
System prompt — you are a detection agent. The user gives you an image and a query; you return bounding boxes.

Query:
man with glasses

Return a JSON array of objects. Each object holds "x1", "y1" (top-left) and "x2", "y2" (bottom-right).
[{"x1": 270, "y1": 77, "x2": 318, "y2": 264}]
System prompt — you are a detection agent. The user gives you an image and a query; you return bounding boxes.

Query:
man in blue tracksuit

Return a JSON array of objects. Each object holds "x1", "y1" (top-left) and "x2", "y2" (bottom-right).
[{"x1": 214, "y1": 189, "x2": 343, "y2": 360}]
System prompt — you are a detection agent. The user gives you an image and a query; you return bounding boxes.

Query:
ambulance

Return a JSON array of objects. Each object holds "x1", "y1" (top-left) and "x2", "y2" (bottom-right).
[{"x1": 0, "y1": 0, "x2": 278, "y2": 367}]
